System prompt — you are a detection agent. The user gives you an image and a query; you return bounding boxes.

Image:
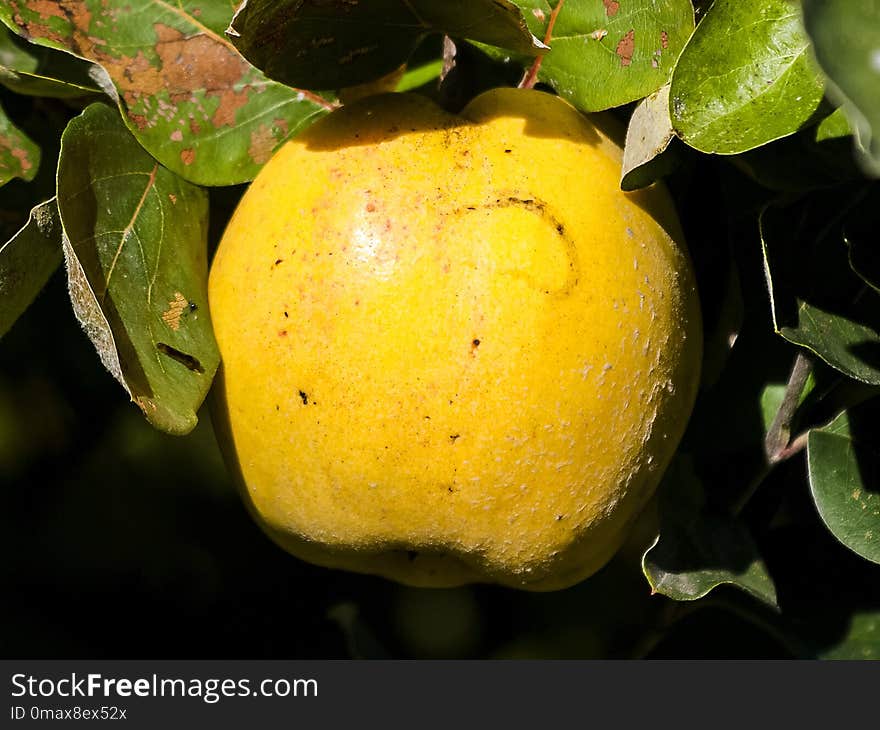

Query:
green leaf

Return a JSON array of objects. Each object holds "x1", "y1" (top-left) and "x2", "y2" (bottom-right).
[
  {"x1": 733, "y1": 110, "x2": 863, "y2": 192},
  {"x1": 642, "y1": 456, "x2": 778, "y2": 608},
  {"x1": 621, "y1": 83, "x2": 680, "y2": 191},
  {"x1": 485, "y1": 0, "x2": 694, "y2": 112},
  {"x1": 228, "y1": 0, "x2": 545, "y2": 90},
  {"x1": 0, "y1": 100, "x2": 39, "y2": 186},
  {"x1": 760, "y1": 191, "x2": 880, "y2": 385},
  {"x1": 0, "y1": 198, "x2": 62, "y2": 339},
  {"x1": 803, "y1": 0, "x2": 880, "y2": 177},
  {"x1": 0, "y1": 24, "x2": 100, "y2": 97},
  {"x1": 671, "y1": 0, "x2": 826, "y2": 154},
  {"x1": 818, "y1": 611, "x2": 880, "y2": 660},
  {"x1": 397, "y1": 59, "x2": 444, "y2": 93},
  {"x1": 57, "y1": 103, "x2": 219, "y2": 435},
  {"x1": 808, "y1": 403, "x2": 880, "y2": 564},
  {"x1": 815, "y1": 107, "x2": 853, "y2": 142},
  {"x1": 0, "y1": 0, "x2": 332, "y2": 186}
]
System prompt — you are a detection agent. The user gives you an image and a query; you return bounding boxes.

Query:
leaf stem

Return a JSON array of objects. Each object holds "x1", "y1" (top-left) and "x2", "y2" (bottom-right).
[
  {"x1": 764, "y1": 351, "x2": 813, "y2": 464},
  {"x1": 519, "y1": 0, "x2": 566, "y2": 90},
  {"x1": 729, "y1": 351, "x2": 813, "y2": 516}
]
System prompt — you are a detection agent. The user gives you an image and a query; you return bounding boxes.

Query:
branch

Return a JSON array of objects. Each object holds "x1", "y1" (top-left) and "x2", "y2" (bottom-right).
[{"x1": 519, "y1": 0, "x2": 566, "y2": 90}]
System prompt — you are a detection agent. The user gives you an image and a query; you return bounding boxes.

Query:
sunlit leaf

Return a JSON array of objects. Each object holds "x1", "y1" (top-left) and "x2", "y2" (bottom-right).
[
  {"x1": 671, "y1": 0, "x2": 825, "y2": 154},
  {"x1": 483, "y1": 0, "x2": 694, "y2": 112},
  {"x1": 0, "y1": 0, "x2": 333, "y2": 185},
  {"x1": 621, "y1": 83, "x2": 680, "y2": 191},
  {"x1": 57, "y1": 103, "x2": 218, "y2": 434}
]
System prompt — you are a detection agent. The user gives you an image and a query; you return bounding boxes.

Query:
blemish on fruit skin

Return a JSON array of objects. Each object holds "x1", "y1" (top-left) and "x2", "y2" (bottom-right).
[
  {"x1": 278, "y1": 330, "x2": 288, "y2": 337},
  {"x1": 298, "y1": 390, "x2": 309, "y2": 405}
]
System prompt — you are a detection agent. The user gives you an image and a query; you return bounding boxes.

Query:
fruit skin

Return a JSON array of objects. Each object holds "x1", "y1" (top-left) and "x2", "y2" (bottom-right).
[{"x1": 209, "y1": 88, "x2": 702, "y2": 591}]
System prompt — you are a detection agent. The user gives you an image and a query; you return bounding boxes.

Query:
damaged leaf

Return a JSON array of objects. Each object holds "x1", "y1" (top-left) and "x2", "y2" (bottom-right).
[
  {"x1": 0, "y1": 0, "x2": 333, "y2": 185},
  {"x1": 0, "y1": 197, "x2": 62, "y2": 339},
  {"x1": 0, "y1": 23, "x2": 100, "y2": 97},
  {"x1": 0, "y1": 100, "x2": 39, "y2": 186},
  {"x1": 671, "y1": 0, "x2": 826, "y2": 154},
  {"x1": 483, "y1": 0, "x2": 694, "y2": 112},
  {"x1": 57, "y1": 103, "x2": 219, "y2": 435},
  {"x1": 228, "y1": 0, "x2": 546, "y2": 90}
]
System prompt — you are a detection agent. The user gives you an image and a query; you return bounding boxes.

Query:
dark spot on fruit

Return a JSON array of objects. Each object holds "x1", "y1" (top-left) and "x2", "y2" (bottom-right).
[
  {"x1": 449, "y1": 434, "x2": 460, "y2": 443},
  {"x1": 504, "y1": 149, "x2": 512, "y2": 153},
  {"x1": 284, "y1": 311, "x2": 289, "y2": 318},
  {"x1": 472, "y1": 338, "x2": 481, "y2": 348},
  {"x1": 274, "y1": 258, "x2": 283, "y2": 266},
  {"x1": 556, "y1": 514, "x2": 565, "y2": 521},
  {"x1": 278, "y1": 330, "x2": 288, "y2": 337},
  {"x1": 298, "y1": 390, "x2": 309, "y2": 405}
]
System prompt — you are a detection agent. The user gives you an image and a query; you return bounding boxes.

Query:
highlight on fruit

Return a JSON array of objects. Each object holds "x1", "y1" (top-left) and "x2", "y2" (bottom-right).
[{"x1": 208, "y1": 87, "x2": 702, "y2": 591}]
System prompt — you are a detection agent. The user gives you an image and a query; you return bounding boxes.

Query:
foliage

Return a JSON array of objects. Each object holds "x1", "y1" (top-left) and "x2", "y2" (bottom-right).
[{"x1": 2, "y1": 0, "x2": 879, "y2": 659}]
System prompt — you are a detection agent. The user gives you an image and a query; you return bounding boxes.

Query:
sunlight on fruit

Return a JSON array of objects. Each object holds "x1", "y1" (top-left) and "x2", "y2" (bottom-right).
[{"x1": 209, "y1": 88, "x2": 702, "y2": 590}]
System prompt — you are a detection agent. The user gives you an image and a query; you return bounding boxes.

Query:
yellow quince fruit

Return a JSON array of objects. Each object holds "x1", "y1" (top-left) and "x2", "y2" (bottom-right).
[{"x1": 208, "y1": 88, "x2": 701, "y2": 591}]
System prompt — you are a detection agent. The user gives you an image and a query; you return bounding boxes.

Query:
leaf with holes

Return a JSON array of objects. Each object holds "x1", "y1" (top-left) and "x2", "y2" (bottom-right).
[
  {"x1": 761, "y1": 190, "x2": 880, "y2": 385},
  {"x1": 642, "y1": 456, "x2": 778, "y2": 607},
  {"x1": 481, "y1": 0, "x2": 694, "y2": 112},
  {"x1": 0, "y1": 197, "x2": 62, "y2": 339},
  {"x1": 808, "y1": 404, "x2": 880, "y2": 564},
  {"x1": 671, "y1": 0, "x2": 826, "y2": 154},
  {"x1": 0, "y1": 23, "x2": 100, "y2": 97},
  {"x1": 228, "y1": 0, "x2": 545, "y2": 90},
  {"x1": 0, "y1": 0, "x2": 333, "y2": 186},
  {"x1": 0, "y1": 100, "x2": 39, "y2": 186},
  {"x1": 57, "y1": 103, "x2": 218, "y2": 434},
  {"x1": 803, "y1": 0, "x2": 880, "y2": 177}
]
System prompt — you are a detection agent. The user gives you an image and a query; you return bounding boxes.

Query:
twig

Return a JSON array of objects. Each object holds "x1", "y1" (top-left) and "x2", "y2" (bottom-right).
[
  {"x1": 519, "y1": 0, "x2": 566, "y2": 90},
  {"x1": 764, "y1": 351, "x2": 813, "y2": 464}
]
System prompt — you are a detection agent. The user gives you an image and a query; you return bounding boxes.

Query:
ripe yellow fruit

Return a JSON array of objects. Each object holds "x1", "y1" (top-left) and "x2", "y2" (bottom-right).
[{"x1": 209, "y1": 88, "x2": 701, "y2": 591}]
